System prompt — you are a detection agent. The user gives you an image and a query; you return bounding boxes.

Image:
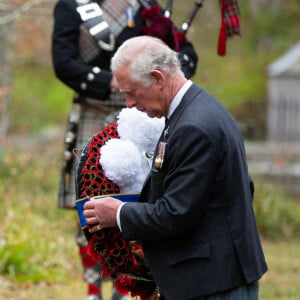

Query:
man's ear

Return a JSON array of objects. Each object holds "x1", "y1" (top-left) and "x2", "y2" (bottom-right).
[{"x1": 150, "y1": 70, "x2": 164, "y2": 87}]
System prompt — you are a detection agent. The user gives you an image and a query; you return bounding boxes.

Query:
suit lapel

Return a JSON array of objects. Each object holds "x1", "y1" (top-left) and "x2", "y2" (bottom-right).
[
  {"x1": 139, "y1": 84, "x2": 203, "y2": 202},
  {"x1": 167, "y1": 83, "x2": 202, "y2": 131}
]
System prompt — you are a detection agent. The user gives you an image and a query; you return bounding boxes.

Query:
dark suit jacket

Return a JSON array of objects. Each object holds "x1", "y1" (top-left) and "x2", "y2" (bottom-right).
[{"x1": 120, "y1": 83, "x2": 268, "y2": 300}]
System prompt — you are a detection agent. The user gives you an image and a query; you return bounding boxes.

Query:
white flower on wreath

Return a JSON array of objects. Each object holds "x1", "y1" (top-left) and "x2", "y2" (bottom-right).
[{"x1": 100, "y1": 107, "x2": 165, "y2": 193}]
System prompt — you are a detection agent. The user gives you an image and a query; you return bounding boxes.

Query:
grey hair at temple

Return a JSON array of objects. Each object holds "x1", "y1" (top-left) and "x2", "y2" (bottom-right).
[{"x1": 111, "y1": 36, "x2": 183, "y2": 87}]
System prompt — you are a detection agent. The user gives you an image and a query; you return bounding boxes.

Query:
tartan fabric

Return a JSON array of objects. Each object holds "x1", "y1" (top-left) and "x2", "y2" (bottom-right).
[
  {"x1": 160, "y1": 281, "x2": 259, "y2": 300},
  {"x1": 78, "y1": 95, "x2": 125, "y2": 148},
  {"x1": 222, "y1": 0, "x2": 241, "y2": 37},
  {"x1": 193, "y1": 281, "x2": 259, "y2": 300},
  {"x1": 217, "y1": 0, "x2": 241, "y2": 55},
  {"x1": 79, "y1": 23, "x2": 101, "y2": 63},
  {"x1": 58, "y1": 93, "x2": 126, "y2": 209},
  {"x1": 78, "y1": 0, "x2": 140, "y2": 63},
  {"x1": 102, "y1": 0, "x2": 140, "y2": 37}
]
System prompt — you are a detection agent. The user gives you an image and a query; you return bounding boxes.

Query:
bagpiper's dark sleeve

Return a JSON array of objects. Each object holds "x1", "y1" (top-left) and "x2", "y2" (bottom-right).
[{"x1": 51, "y1": 0, "x2": 113, "y2": 100}]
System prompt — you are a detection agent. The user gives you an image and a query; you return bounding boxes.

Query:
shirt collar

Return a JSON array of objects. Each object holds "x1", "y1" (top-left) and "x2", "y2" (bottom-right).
[{"x1": 167, "y1": 80, "x2": 193, "y2": 120}]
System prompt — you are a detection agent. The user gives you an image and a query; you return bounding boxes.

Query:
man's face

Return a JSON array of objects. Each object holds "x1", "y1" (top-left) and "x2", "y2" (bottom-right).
[{"x1": 115, "y1": 66, "x2": 167, "y2": 118}]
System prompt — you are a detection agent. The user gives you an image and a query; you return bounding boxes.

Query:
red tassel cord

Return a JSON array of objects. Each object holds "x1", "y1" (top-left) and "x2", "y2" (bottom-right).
[
  {"x1": 217, "y1": 0, "x2": 241, "y2": 56},
  {"x1": 217, "y1": 0, "x2": 227, "y2": 56}
]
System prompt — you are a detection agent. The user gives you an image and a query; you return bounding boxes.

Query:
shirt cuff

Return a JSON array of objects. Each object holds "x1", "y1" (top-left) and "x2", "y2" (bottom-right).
[{"x1": 116, "y1": 202, "x2": 126, "y2": 231}]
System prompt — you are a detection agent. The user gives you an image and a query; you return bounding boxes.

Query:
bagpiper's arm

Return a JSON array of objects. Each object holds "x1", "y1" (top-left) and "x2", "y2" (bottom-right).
[{"x1": 51, "y1": 0, "x2": 113, "y2": 100}]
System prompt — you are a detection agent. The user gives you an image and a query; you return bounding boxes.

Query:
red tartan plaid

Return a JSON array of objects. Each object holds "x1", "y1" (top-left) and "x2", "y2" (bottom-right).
[
  {"x1": 217, "y1": 0, "x2": 241, "y2": 56},
  {"x1": 223, "y1": 0, "x2": 241, "y2": 37}
]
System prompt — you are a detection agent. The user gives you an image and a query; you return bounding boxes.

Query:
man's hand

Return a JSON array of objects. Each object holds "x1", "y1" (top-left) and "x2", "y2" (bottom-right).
[{"x1": 83, "y1": 197, "x2": 123, "y2": 232}]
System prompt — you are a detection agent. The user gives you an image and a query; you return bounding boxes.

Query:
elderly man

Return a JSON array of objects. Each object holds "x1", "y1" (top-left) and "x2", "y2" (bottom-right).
[{"x1": 83, "y1": 36, "x2": 267, "y2": 300}]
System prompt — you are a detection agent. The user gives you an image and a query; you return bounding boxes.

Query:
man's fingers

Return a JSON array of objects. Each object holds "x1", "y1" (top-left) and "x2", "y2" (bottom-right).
[
  {"x1": 83, "y1": 201, "x2": 95, "y2": 209},
  {"x1": 83, "y1": 209, "x2": 95, "y2": 218},
  {"x1": 85, "y1": 216, "x2": 98, "y2": 224}
]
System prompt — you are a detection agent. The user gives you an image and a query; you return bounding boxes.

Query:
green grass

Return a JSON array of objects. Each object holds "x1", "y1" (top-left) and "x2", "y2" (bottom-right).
[
  {"x1": 0, "y1": 145, "x2": 79, "y2": 283},
  {"x1": 260, "y1": 239, "x2": 300, "y2": 299},
  {"x1": 253, "y1": 178, "x2": 300, "y2": 239}
]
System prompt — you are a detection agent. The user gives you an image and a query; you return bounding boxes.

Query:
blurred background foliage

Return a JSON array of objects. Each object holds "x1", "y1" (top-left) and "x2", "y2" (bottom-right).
[
  {"x1": 9, "y1": 0, "x2": 300, "y2": 138},
  {"x1": 1, "y1": 0, "x2": 300, "y2": 298}
]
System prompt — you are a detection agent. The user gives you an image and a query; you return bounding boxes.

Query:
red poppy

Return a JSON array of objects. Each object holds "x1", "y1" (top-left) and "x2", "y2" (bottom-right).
[{"x1": 82, "y1": 253, "x2": 98, "y2": 267}]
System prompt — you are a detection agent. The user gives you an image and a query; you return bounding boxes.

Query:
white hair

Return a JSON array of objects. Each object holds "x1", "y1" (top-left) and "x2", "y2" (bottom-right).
[{"x1": 111, "y1": 36, "x2": 183, "y2": 87}]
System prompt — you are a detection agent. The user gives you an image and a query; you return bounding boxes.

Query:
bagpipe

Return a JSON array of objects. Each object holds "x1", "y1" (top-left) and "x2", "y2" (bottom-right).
[
  {"x1": 139, "y1": 0, "x2": 203, "y2": 52},
  {"x1": 139, "y1": 0, "x2": 241, "y2": 55}
]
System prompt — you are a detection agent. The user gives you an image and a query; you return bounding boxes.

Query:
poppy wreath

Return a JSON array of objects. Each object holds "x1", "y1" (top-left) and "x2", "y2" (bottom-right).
[{"x1": 76, "y1": 123, "x2": 156, "y2": 300}]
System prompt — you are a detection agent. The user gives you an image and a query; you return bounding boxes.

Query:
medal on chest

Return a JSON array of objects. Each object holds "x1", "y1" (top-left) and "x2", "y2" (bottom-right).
[
  {"x1": 154, "y1": 142, "x2": 167, "y2": 170},
  {"x1": 126, "y1": 7, "x2": 135, "y2": 28}
]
